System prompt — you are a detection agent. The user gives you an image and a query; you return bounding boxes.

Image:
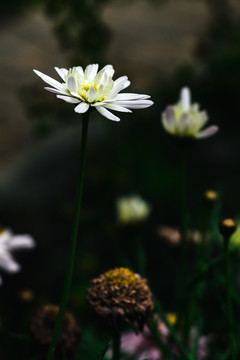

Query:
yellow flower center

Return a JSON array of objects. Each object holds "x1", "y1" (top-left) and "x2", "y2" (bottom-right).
[
  {"x1": 79, "y1": 83, "x2": 106, "y2": 104},
  {"x1": 103, "y1": 268, "x2": 137, "y2": 287},
  {"x1": 81, "y1": 84, "x2": 97, "y2": 92}
]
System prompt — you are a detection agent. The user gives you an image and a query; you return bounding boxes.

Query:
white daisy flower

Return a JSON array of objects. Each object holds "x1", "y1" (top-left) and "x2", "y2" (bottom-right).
[
  {"x1": 33, "y1": 64, "x2": 153, "y2": 121},
  {"x1": 116, "y1": 195, "x2": 151, "y2": 224},
  {"x1": 162, "y1": 87, "x2": 219, "y2": 139},
  {"x1": 0, "y1": 228, "x2": 35, "y2": 285}
]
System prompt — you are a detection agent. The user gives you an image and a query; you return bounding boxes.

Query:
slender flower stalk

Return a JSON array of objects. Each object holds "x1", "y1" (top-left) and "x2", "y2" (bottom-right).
[
  {"x1": 177, "y1": 145, "x2": 189, "y2": 338},
  {"x1": 219, "y1": 219, "x2": 237, "y2": 360},
  {"x1": 116, "y1": 195, "x2": 151, "y2": 276},
  {"x1": 180, "y1": 146, "x2": 188, "y2": 273},
  {"x1": 47, "y1": 112, "x2": 90, "y2": 360}
]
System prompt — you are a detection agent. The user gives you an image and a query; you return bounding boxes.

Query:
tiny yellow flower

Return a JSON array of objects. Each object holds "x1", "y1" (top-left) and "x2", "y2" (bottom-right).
[
  {"x1": 162, "y1": 87, "x2": 218, "y2": 139},
  {"x1": 204, "y1": 190, "x2": 218, "y2": 201},
  {"x1": 166, "y1": 312, "x2": 177, "y2": 326}
]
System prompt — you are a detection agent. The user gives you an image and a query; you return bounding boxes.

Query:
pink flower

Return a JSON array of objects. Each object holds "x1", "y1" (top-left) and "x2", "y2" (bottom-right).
[{"x1": 120, "y1": 317, "x2": 211, "y2": 360}]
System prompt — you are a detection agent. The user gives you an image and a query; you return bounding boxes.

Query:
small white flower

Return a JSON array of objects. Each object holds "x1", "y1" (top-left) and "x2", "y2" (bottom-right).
[
  {"x1": 33, "y1": 64, "x2": 153, "y2": 121},
  {"x1": 0, "y1": 228, "x2": 35, "y2": 285},
  {"x1": 116, "y1": 195, "x2": 151, "y2": 224},
  {"x1": 162, "y1": 87, "x2": 219, "y2": 139}
]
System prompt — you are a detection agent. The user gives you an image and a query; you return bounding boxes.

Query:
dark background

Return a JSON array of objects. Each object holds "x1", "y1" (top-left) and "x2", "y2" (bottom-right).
[{"x1": 0, "y1": 0, "x2": 240, "y2": 358}]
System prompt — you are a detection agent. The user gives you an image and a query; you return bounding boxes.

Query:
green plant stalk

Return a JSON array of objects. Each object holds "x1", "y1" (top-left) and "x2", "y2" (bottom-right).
[
  {"x1": 105, "y1": 225, "x2": 133, "y2": 269},
  {"x1": 135, "y1": 235, "x2": 146, "y2": 277},
  {"x1": 223, "y1": 236, "x2": 237, "y2": 360},
  {"x1": 177, "y1": 147, "x2": 189, "y2": 332},
  {"x1": 112, "y1": 331, "x2": 121, "y2": 360},
  {"x1": 47, "y1": 112, "x2": 90, "y2": 360},
  {"x1": 97, "y1": 342, "x2": 111, "y2": 360}
]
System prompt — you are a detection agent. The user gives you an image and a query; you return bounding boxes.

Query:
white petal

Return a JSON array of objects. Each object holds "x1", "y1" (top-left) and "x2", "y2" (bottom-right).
[
  {"x1": 179, "y1": 113, "x2": 190, "y2": 134},
  {"x1": 114, "y1": 100, "x2": 153, "y2": 109},
  {"x1": 54, "y1": 67, "x2": 68, "y2": 81},
  {"x1": 91, "y1": 101, "x2": 106, "y2": 107},
  {"x1": 96, "y1": 106, "x2": 120, "y2": 121},
  {"x1": 104, "y1": 103, "x2": 132, "y2": 112},
  {"x1": 76, "y1": 66, "x2": 84, "y2": 76},
  {"x1": 67, "y1": 76, "x2": 77, "y2": 93},
  {"x1": 102, "y1": 65, "x2": 115, "y2": 77},
  {"x1": 33, "y1": 69, "x2": 65, "y2": 91},
  {"x1": 122, "y1": 80, "x2": 131, "y2": 90},
  {"x1": 180, "y1": 87, "x2": 191, "y2": 111},
  {"x1": 104, "y1": 103, "x2": 132, "y2": 113},
  {"x1": 44, "y1": 87, "x2": 68, "y2": 95},
  {"x1": 165, "y1": 106, "x2": 175, "y2": 122},
  {"x1": 112, "y1": 76, "x2": 130, "y2": 94},
  {"x1": 0, "y1": 253, "x2": 20, "y2": 273},
  {"x1": 88, "y1": 87, "x2": 97, "y2": 103},
  {"x1": 0, "y1": 229, "x2": 12, "y2": 242},
  {"x1": 94, "y1": 68, "x2": 106, "y2": 85},
  {"x1": 162, "y1": 107, "x2": 176, "y2": 132},
  {"x1": 95, "y1": 65, "x2": 114, "y2": 85},
  {"x1": 193, "y1": 111, "x2": 208, "y2": 132},
  {"x1": 9, "y1": 235, "x2": 35, "y2": 250},
  {"x1": 85, "y1": 64, "x2": 99, "y2": 80},
  {"x1": 196, "y1": 125, "x2": 219, "y2": 139},
  {"x1": 56, "y1": 95, "x2": 80, "y2": 104},
  {"x1": 74, "y1": 102, "x2": 89, "y2": 113},
  {"x1": 115, "y1": 93, "x2": 150, "y2": 100}
]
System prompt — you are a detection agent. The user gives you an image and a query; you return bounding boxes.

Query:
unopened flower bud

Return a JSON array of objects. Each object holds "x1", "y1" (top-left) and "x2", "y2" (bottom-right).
[
  {"x1": 219, "y1": 219, "x2": 237, "y2": 238},
  {"x1": 204, "y1": 190, "x2": 218, "y2": 202}
]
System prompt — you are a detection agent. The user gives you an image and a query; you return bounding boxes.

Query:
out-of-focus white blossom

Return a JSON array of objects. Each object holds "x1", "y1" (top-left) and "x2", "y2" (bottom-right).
[
  {"x1": 116, "y1": 195, "x2": 151, "y2": 224},
  {"x1": 0, "y1": 228, "x2": 35, "y2": 284},
  {"x1": 34, "y1": 64, "x2": 153, "y2": 121},
  {"x1": 162, "y1": 87, "x2": 218, "y2": 139}
]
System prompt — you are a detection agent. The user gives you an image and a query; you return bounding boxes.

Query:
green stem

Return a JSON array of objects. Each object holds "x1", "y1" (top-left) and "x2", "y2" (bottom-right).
[
  {"x1": 177, "y1": 147, "x2": 189, "y2": 333},
  {"x1": 47, "y1": 112, "x2": 90, "y2": 360},
  {"x1": 112, "y1": 332, "x2": 120, "y2": 360},
  {"x1": 224, "y1": 236, "x2": 236, "y2": 360},
  {"x1": 135, "y1": 235, "x2": 146, "y2": 277},
  {"x1": 180, "y1": 146, "x2": 188, "y2": 287}
]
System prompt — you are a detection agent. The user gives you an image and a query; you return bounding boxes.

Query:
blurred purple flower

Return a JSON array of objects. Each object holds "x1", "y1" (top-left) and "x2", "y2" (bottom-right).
[{"x1": 120, "y1": 316, "x2": 212, "y2": 360}]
